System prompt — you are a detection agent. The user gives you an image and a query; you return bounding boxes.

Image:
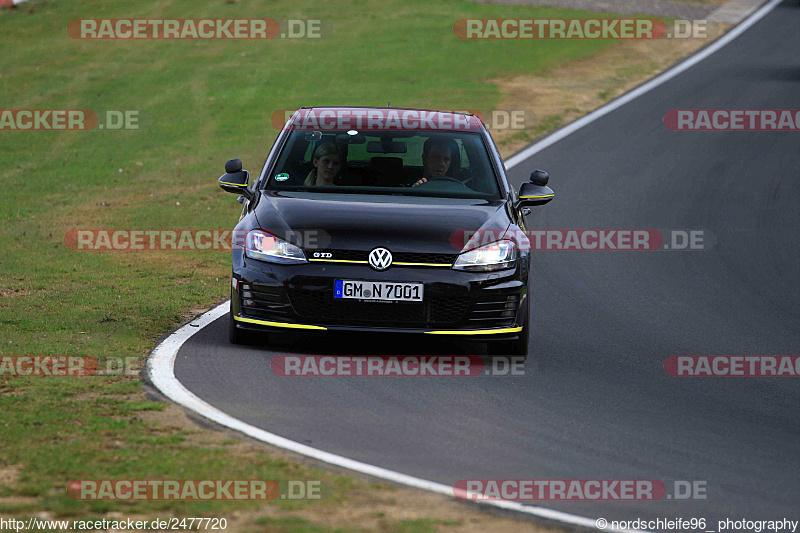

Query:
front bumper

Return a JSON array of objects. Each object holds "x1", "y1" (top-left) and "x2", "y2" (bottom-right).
[{"x1": 231, "y1": 256, "x2": 529, "y2": 340}]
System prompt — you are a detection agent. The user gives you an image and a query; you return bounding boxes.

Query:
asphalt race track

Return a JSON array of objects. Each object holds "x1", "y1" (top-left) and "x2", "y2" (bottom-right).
[{"x1": 169, "y1": 2, "x2": 800, "y2": 528}]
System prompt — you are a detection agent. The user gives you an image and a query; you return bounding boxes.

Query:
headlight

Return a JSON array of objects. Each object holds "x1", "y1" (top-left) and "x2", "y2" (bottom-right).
[
  {"x1": 245, "y1": 230, "x2": 307, "y2": 264},
  {"x1": 452, "y1": 240, "x2": 517, "y2": 272}
]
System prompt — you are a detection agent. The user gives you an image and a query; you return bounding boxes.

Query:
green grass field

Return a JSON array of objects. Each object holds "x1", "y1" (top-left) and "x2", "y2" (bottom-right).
[{"x1": 1, "y1": 0, "x2": 635, "y2": 528}]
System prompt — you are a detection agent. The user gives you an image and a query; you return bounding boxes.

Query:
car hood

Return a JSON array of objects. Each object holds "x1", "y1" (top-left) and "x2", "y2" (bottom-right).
[{"x1": 253, "y1": 191, "x2": 512, "y2": 255}]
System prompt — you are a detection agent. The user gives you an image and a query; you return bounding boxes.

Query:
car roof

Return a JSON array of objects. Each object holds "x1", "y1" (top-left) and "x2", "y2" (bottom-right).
[{"x1": 284, "y1": 106, "x2": 485, "y2": 133}]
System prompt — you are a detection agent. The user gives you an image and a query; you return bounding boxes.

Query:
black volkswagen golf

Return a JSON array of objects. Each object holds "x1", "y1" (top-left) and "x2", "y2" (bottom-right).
[{"x1": 218, "y1": 107, "x2": 554, "y2": 357}]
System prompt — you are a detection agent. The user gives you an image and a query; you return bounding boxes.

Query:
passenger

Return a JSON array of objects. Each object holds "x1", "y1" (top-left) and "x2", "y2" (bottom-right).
[
  {"x1": 304, "y1": 142, "x2": 345, "y2": 186},
  {"x1": 411, "y1": 137, "x2": 457, "y2": 187}
]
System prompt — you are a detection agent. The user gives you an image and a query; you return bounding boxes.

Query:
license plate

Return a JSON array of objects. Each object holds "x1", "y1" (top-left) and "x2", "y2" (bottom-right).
[{"x1": 334, "y1": 280, "x2": 423, "y2": 302}]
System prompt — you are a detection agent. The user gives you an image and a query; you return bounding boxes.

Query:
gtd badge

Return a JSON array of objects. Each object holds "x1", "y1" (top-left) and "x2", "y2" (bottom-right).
[{"x1": 368, "y1": 248, "x2": 392, "y2": 271}]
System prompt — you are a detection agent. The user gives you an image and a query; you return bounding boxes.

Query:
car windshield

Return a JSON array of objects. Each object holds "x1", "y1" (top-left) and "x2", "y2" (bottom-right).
[{"x1": 264, "y1": 130, "x2": 501, "y2": 199}]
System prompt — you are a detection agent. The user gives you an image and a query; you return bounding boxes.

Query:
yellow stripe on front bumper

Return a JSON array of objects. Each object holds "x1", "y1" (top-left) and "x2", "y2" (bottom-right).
[
  {"x1": 236, "y1": 316, "x2": 519, "y2": 335},
  {"x1": 393, "y1": 262, "x2": 451, "y2": 267},
  {"x1": 425, "y1": 327, "x2": 523, "y2": 335},
  {"x1": 234, "y1": 315, "x2": 327, "y2": 330}
]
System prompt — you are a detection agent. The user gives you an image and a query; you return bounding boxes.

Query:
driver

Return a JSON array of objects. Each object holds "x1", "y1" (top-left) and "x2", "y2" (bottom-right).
[
  {"x1": 411, "y1": 137, "x2": 457, "y2": 187},
  {"x1": 304, "y1": 142, "x2": 345, "y2": 186}
]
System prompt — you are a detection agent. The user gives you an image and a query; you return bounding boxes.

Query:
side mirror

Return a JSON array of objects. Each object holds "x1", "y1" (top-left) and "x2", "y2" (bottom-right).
[
  {"x1": 218, "y1": 159, "x2": 253, "y2": 199},
  {"x1": 517, "y1": 169, "x2": 554, "y2": 208}
]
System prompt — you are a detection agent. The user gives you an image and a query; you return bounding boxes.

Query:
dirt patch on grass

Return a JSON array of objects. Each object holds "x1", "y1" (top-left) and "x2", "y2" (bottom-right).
[
  {"x1": 71, "y1": 391, "x2": 106, "y2": 401},
  {"x1": 284, "y1": 486, "x2": 562, "y2": 532},
  {"x1": 490, "y1": 23, "x2": 731, "y2": 157},
  {"x1": 0, "y1": 288, "x2": 32, "y2": 299},
  {"x1": 139, "y1": 401, "x2": 209, "y2": 434},
  {"x1": 0, "y1": 464, "x2": 22, "y2": 486},
  {"x1": 0, "y1": 465, "x2": 38, "y2": 508},
  {"x1": 174, "y1": 300, "x2": 229, "y2": 330},
  {"x1": 46, "y1": 183, "x2": 216, "y2": 234},
  {"x1": 0, "y1": 496, "x2": 41, "y2": 509}
]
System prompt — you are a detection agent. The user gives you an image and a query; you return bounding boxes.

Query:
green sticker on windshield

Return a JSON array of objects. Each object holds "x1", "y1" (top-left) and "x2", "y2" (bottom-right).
[{"x1": 274, "y1": 173, "x2": 290, "y2": 182}]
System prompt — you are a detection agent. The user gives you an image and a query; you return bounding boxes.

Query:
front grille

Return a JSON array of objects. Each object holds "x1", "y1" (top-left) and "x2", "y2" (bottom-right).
[
  {"x1": 288, "y1": 288, "x2": 469, "y2": 327},
  {"x1": 239, "y1": 283, "x2": 293, "y2": 320},
  {"x1": 467, "y1": 293, "x2": 520, "y2": 328},
  {"x1": 315, "y1": 249, "x2": 456, "y2": 266}
]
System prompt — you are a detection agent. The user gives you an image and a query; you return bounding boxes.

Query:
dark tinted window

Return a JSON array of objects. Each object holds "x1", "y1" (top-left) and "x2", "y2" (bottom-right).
[{"x1": 265, "y1": 130, "x2": 501, "y2": 199}]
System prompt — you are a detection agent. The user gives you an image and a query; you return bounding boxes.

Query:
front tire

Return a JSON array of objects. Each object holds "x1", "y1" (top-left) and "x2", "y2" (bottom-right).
[
  {"x1": 228, "y1": 312, "x2": 251, "y2": 345},
  {"x1": 487, "y1": 309, "x2": 529, "y2": 361}
]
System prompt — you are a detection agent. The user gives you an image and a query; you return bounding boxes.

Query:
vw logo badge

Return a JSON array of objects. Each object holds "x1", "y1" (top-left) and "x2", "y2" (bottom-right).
[{"x1": 368, "y1": 248, "x2": 393, "y2": 271}]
